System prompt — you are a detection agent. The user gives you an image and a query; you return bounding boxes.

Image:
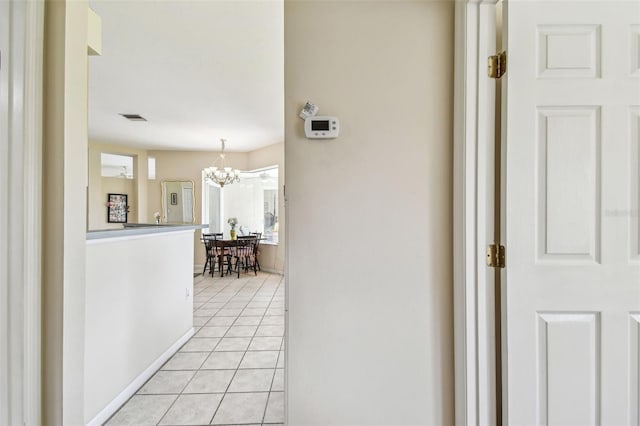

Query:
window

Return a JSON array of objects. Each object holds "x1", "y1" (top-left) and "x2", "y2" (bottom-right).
[
  {"x1": 203, "y1": 166, "x2": 279, "y2": 244},
  {"x1": 100, "y1": 153, "x2": 133, "y2": 179},
  {"x1": 148, "y1": 157, "x2": 156, "y2": 180}
]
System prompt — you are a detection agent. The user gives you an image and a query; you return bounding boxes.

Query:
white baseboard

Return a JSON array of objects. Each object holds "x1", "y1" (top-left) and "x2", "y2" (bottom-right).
[
  {"x1": 260, "y1": 267, "x2": 284, "y2": 275},
  {"x1": 86, "y1": 328, "x2": 195, "y2": 426}
]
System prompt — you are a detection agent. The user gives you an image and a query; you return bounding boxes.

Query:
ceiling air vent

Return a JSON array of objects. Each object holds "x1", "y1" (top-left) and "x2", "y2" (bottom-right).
[{"x1": 119, "y1": 113, "x2": 147, "y2": 121}]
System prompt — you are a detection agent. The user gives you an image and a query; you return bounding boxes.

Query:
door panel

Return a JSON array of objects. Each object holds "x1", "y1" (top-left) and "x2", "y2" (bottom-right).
[
  {"x1": 537, "y1": 312, "x2": 600, "y2": 425},
  {"x1": 504, "y1": 1, "x2": 640, "y2": 425},
  {"x1": 536, "y1": 106, "x2": 600, "y2": 262},
  {"x1": 537, "y1": 25, "x2": 601, "y2": 79}
]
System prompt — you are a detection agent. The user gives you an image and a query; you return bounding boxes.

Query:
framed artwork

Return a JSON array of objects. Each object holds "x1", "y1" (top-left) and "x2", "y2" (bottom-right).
[
  {"x1": 170, "y1": 192, "x2": 178, "y2": 205},
  {"x1": 107, "y1": 193, "x2": 128, "y2": 223}
]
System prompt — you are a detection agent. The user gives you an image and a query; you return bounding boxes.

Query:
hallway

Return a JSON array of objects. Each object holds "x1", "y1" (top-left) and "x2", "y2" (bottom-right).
[{"x1": 106, "y1": 272, "x2": 285, "y2": 425}]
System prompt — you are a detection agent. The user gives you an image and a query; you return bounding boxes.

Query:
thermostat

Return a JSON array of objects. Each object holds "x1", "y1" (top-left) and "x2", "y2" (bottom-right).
[{"x1": 304, "y1": 116, "x2": 340, "y2": 139}]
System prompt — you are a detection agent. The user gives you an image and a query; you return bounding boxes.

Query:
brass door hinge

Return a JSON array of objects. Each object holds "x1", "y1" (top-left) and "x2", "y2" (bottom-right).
[
  {"x1": 488, "y1": 52, "x2": 506, "y2": 79},
  {"x1": 487, "y1": 244, "x2": 505, "y2": 268}
]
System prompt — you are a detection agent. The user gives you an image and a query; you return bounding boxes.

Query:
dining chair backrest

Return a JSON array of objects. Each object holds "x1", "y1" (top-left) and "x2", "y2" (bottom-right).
[
  {"x1": 201, "y1": 233, "x2": 214, "y2": 248},
  {"x1": 232, "y1": 236, "x2": 257, "y2": 277},
  {"x1": 249, "y1": 232, "x2": 262, "y2": 255},
  {"x1": 202, "y1": 232, "x2": 222, "y2": 238},
  {"x1": 202, "y1": 233, "x2": 223, "y2": 252},
  {"x1": 201, "y1": 233, "x2": 222, "y2": 276}
]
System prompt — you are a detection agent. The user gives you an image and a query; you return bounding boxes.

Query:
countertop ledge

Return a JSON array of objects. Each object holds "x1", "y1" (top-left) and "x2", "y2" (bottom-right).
[{"x1": 87, "y1": 224, "x2": 208, "y2": 240}]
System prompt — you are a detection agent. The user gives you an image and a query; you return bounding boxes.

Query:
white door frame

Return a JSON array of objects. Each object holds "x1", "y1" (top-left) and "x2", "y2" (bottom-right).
[
  {"x1": 0, "y1": 0, "x2": 44, "y2": 424},
  {"x1": 453, "y1": 0, "x2": 500, "y2": 424}
]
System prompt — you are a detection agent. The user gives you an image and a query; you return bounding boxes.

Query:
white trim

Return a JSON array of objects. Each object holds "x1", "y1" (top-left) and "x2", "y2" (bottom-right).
[
  {"x1": 23, "y1": 1, "x2": 44, "y2": 424},
  {"x1": 258, "y1": 267, "x2": 284, "y2": 275},
  {"x1": 86, "y1": 229, "x2": 195, "y2": 245},
  {"x1": 0, "y1": 1, "x2": 44, "y2": 424},
  {"x1": 453, "y1": 1, "x2": 499, "y2": 425},
  {"x1": 85, "y1": 328, "x2": 195, "y2": 426},
  {"x1": 0, "y1": 1, "x2": 11, "y2": 423},
  {"x1": 283, "y1": 167, "x2": 289, "y2": 426}
]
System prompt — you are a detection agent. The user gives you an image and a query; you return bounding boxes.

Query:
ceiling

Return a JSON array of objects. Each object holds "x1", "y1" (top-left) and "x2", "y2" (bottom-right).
[{"x1": 88, "y1": 1, "x2": 284, "y2": 153}]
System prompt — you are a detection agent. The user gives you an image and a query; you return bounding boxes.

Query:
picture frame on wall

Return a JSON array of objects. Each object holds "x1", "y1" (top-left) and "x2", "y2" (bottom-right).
[
  {"x1": 107, "y1": 193, "x2": 128, "y2": 223},
  {"x1": 170, "y1": 192, "x2": 178, "y2": 205}
]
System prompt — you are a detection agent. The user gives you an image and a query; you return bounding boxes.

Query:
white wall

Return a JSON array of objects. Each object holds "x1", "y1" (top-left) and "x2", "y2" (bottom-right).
[
  {"x1": 285, "y1": 2, "x2": 454, "y2": 424},
  {"x1": 84, "y1": 230, "x2": 194, "y2": 424}
]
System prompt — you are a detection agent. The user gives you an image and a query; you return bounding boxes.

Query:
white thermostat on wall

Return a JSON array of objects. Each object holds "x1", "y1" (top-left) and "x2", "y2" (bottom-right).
[{"x1": 304, "y1": 116, "x2": 340, "y2": 139}]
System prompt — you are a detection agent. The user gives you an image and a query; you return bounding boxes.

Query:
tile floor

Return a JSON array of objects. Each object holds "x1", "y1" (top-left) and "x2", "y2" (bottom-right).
[{"x1": 105, "y1": 271, "x2": 285, "y2": 426}]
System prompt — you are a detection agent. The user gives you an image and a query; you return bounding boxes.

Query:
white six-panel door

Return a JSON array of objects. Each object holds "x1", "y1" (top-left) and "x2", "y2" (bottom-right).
[{"x1": 504, "y1": 1, "x2": 640, "y2": 424}]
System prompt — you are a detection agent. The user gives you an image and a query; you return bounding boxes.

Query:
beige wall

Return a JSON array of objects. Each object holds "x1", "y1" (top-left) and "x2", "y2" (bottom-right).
[
  {"x1": 100, "y1": 178, "x2": 137, "y2": 226},
  {"x1": 86, "y1": 144, "x2": 285, "y2": 271},
  {"x1": 148, "y1": 150, "x2": 249, "y2": 224},
  {"x1": 88, "y1": 142, "x2": 148, "y2": 230},
  {"x1": 149, "y1": 150, "x2": 249, "y2": 267},
  {"x1": 42, "y1": 0, "x2": 456, "y2": 423},
  {"x1": 43, "y1": 0, "x2": 90, "y2": 424},
  {"x1": 285, "y1": 1, "x2": 454, "y2": 424},
  {"x1": 149, "y1": 146, "x2": 285, "y2": 272}
]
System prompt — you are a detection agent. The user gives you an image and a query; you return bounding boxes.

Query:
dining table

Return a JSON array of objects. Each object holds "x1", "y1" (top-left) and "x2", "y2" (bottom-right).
[{"x1": 211, "y1": 236, "x2": 262, "y2": 277}]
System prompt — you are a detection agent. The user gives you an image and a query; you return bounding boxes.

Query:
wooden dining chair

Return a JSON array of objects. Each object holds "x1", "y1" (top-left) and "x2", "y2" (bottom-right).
[
  {"x1": 201, "y1": 234, "x2": 214, "y2": 276},
  {"x1": 230, "y1": 236, "x2": 258, "y2": 278},
  {"x1": 249, "y1": 232, "x2": 262, "y2": 271},
  {"x1": 201, "y1": 233, "x2": 223, "y2": 276}
]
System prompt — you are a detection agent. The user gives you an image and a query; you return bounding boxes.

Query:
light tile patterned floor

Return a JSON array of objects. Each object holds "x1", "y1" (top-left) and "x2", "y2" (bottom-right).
[{"x1": 105, "y1": 272, "x2": 285, "y2": 426}]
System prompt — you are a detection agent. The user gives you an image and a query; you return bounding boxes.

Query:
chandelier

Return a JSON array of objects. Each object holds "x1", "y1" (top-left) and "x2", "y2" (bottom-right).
[{"x1": 204, "y1": 138, "x2": 240, "y2": 187}]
